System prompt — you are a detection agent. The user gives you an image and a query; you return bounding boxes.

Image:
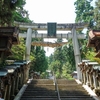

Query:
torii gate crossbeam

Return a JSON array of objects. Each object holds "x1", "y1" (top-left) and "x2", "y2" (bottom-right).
[
  {"x1": 15, "y1": 21, "x2": 87, "y2": 31},
  {"x1": 19, "y1": 32, "x2": 85, "y2": 39}
]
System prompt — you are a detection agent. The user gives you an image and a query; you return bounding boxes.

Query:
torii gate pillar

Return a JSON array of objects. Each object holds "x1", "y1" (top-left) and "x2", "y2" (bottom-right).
[
  {"x1": 72, "y1": 27, "x2": 82, "y2": 80},
  {"x1": 25, "y1": 28, "x2": 32, "y2": 61}
]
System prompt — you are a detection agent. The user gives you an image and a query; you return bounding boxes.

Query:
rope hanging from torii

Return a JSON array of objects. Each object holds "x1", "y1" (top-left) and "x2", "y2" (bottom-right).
[{"x1": 31, "y1": 41, "x2": 68, "y2": 48}]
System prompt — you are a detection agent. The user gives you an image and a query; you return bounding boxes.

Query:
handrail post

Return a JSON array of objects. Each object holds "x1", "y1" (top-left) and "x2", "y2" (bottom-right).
[{"x1": 53, "y1": 73, "x2": 61, "y2": 100}]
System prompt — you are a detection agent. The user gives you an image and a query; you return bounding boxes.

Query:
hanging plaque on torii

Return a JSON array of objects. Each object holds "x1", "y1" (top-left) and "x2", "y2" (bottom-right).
[{"x1": 47, "y1": 23, "x2": 56, "y2": 37}]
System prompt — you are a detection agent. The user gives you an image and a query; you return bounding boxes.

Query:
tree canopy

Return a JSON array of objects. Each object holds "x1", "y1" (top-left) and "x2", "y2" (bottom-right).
[
  {"x1": 0, "y1": 0, "x2": 31, "y2": 26},
  {"x1": 74, "y1": 0, "x2": 94, "y2": 28}
]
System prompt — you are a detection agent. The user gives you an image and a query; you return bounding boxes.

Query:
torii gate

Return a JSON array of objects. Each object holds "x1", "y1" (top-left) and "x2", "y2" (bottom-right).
[{"x1": 15, "y1": 22, "x2": 87, "y2": 80}]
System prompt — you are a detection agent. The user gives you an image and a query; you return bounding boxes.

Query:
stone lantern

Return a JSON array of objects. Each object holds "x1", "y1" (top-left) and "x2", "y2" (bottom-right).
[
  {"x1": 0, "y1": 27, "x2": 19, "y2": 66},
  {"x1": 87, "y1": 30, "x2": 100, "y2": 57}
]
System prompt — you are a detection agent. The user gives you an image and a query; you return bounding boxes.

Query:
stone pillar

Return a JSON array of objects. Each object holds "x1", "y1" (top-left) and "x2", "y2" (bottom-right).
[
  {"x1": 83, "y1": 71, "x2": 86, "y2": 84},
  {"x1": 24, "y1": 63, "x2": 30, "y2": 83},
  {"x1": 20, "y1": 74, "x2": 23, "y2": 88},
  {"x1": 26, "y1": 64, "x2": 29, "y2": 80},
  {"x1": 23, "y1": 65, "x2": 27, "y2": 83},
  {"x1": 25, "y1": 28, "x2": 32, "y2": 61},
  {"x1": 15, "y1": 72, "x2": 20, "y2": 94},
  {"x1": 78, "y1": 63, "x2": 83, "y2": 83},
  {"x1": 22, "y1": 65, "x2": 25, "y2": 84},
  {"x1": 18, "y1": 70, "x2": 23, "y2": 89},
  {"x1": 89, "y1": 72, "x2": 93, "y2": 89},
  {"x1": 93, "y1": 70, "x2": 98, "y2": 89},
  {"x1": 5, "y1": 76, "x2": 11, "y2": 100},
  {"x1": 4, "y1": 85, "x2": 8, "y2": 100},
  {"x1": 81, "y1": 72, "x2": 84, "y2": 84},
  {"x1": 10, "y1": 76, "x2": 15, "y2": 100},
  {"x1": 23, "y1": 64, "x2": 29, "y2": 84},
  {"x1": 72, "y1": 27, "x2": 81, "y2": 80},
  {"x1": 86, "y1": 70, "x2": 90, "y2": 86},
  {"x1": 25, "y1": 28, "x2": 32, "y2": 83}
]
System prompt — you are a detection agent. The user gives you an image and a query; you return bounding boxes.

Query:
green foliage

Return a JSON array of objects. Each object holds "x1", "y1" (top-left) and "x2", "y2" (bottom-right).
[
  {"x1": 30, "y1": 46, "x2": 48, "y2": 74},
  {"x1": 40, "y1": 71, "x2": 48, "y2": 79},
  {"x1": 50, "y1": 60, "x2": 61, "y2": 73},
  {"x1": 85, "y1": 50, "x2": 100, "y2": 64},
  {"x1": 14, "y1": 10, "x2": 32, "y2": 23},
  {"x1": 53, "y1": 47, "x2": 65, "y2": 77},
  {"x1": 74, "y1": 0, "x2": 94, "y2": 28},
  {"x1": 62, "y1": 41, "x2": 76, "y2": 71},
  {"x1": 7, "y1": 37, "x2": 36, "y2": 63},
  {"x1": 94, "y1": 0, "x2": 100, "y2": 29},
  {"x1": 86, "y1": 50, "x2": 96, "y2": 61},
  {"x1": 0, "y1": 0, "x2": 31, "y2": 26},
  {"x1": 61, "y1": 63, "x2": 74, "y2": 79},
  {"x1": 78, "y1": 36, "x2": 91, "y2": 60},
  {"x1": 48, "y1": 54, "x2": 54, "y2": 65},
  {"x1": 48, "y1": 39, "x2": 76, "y2": 79},
  {"x1": 8, "y1": 38, "x2": 25, "y2": 60}
]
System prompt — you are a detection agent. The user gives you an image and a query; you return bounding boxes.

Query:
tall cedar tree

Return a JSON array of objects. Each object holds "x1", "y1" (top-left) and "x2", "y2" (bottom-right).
[
  {"x1": 94, "y1": 0, "x2": 100, "y2": 29},
  {"x1": 74, "y1": 0, "x2": 94, "y2": 28},
  {"x1": 31, "y1": 46, "x2": 48, "y2": 74}
]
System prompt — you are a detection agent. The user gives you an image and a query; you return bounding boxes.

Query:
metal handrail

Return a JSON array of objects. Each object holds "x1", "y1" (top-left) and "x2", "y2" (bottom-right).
[{"x1": 53, "y1": 73, "x2": 61, "y2": 100}]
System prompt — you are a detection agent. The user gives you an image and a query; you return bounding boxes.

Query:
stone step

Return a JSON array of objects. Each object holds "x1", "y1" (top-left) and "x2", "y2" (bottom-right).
[
  {"x1": 20, "y1": 96, "x2": 94, "y2": 100},
  {"x1": 26, "y1": 85, "x2": 55, "y2": 91},
  {"x1": 20, "y1": 97, "x2": 58, "y2": 100},
  {"x1": 58, "y1": 84, "x2": 86, "y2": 90},
  {"x1": 61, "y1": 97, "x2": 95, "y2": 100},
  {"x1": 22, "y1": 91, "x2": 57, "y2": 96},
  {"x1": 20, "y1": 98, "x2": 94, "y2": 100},
  {"x1": 30, "y1": 79, "x2": 54, "y2": 84},
  {"x1": 57, "y1": 79, "x2": 77, "y2": 84},
  {"x1": 59, "y1": 91, "x2": 89, "y2": 96}
]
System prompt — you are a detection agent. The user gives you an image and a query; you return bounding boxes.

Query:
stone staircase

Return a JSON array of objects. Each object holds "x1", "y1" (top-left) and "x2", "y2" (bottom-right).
[{"x1": 20, "y1": 79, "x2": 95, "y2": 100}]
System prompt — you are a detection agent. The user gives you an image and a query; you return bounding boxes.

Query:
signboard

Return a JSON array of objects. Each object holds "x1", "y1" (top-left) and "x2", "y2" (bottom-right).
[{"x1": 47, "y1": 23, "x2": 56, "y2": 37}]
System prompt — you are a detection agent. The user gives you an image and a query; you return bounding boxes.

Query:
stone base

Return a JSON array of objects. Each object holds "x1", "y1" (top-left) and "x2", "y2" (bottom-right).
[
  {"x1": 86, "y1": 82, "x2": 90, "y2": 86},
  {"x1": 93, "y1": 88, "x2": 100, "y2": 96}
]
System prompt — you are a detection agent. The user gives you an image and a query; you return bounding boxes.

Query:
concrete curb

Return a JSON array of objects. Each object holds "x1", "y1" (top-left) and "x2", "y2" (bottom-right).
[{"x1": 14, "y1": 79, "x2": 32, "y2": 100}]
